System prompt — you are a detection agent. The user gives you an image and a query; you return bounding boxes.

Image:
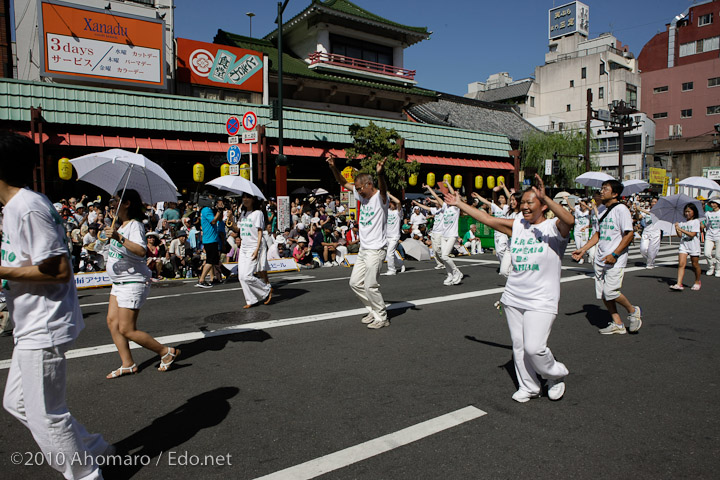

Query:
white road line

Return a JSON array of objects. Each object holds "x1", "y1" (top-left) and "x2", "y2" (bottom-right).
[{"x1": 252, "y1": 406, "x2": 487, "y2": 480}]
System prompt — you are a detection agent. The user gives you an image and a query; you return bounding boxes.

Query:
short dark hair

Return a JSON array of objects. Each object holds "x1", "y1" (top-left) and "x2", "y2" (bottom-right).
[
  {"x1": 602, "y1": 179, "x2": 623, "y2": 197},
  {"x1": 684, "y1": 202, "x2": 699, "y2": 220},
  {"x1": 0, "y1": 131, "x2": 37, "y2": 187}
]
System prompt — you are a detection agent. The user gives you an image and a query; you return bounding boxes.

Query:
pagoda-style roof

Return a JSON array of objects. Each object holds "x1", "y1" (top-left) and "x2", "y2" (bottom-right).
[
  {"x1": 214, "y1": 29, "x2": 437, "y2": 98},
  {"x1": 264, "y1": 0, "x2": 431, "y2": 46}
]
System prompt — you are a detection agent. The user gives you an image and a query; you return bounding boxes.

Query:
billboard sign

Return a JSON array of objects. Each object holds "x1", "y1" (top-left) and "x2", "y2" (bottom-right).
[
  {"x1": 39, "y1": 0, "x2": 165, "y2": 88},
  {"x1": 177, "y1": 38, "x2": 263, "y2": 93},
  {"x1": 549, "y1": 2, "x2": 589, "y2": 39}
]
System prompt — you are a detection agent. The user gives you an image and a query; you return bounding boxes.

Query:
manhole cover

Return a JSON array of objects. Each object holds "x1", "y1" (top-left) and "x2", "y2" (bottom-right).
[{"x1": 204, "y1": 311, "x2": 271, "y2": 325}]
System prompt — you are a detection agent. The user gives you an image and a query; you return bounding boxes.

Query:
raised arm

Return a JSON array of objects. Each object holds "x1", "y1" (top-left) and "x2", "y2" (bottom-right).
[
  {"x1": 377, "y1": 157, "x2": 388, "y2": 203},
  {"x1": 326, "y1": 154, "x2": 354, "y2": 191},
  {"x1": 471, "y1": 192, "x2": 493, "y2": 207},
  {"x1": 412, "y1": 200, "x2": 433, "y2": 212},
  {"x1": 423, "y1": 183, "x2": 444, "y2": 206},
  {"x1": 533, "y1": 174, "x2": 574, "y2": 237},
  {"x1": 388, "y1": 193, "x2": 401, "y2": 206},
  {"x1": 444, "y1": 192, "x2": 513, "y2": 236}
]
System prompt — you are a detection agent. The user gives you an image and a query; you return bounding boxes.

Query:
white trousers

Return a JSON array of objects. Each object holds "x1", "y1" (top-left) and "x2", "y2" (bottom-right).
[
  {"x1": 704, "y1": 237, "x2": 720, "y2": 268},
  {"x1": 440, "y1": 236, "x2": 459, "y2": 274},
  {"x1": 349, "y1": 248, "x2": 387, "y2": 322},
  {"x1": 335, "y1": 245, "x2": 348, "y2": 264},
  {"x1": 464, "y1": 240, "x2": 482, "y2": 255},
  {"x1": 640, "y1": 229, "x2": 662, "y2": 266},
  {"x1": 238, "y1": 250, "x2": 271, "y2": 306},
  {"x1": 4, "y1": 343, "x2": 108, "y2": 480},
  {"x1": 494, "y1": 233, "x2": 509, "y2": 263},
  {"x1": 505, "y1": 306, "x2": 569, "y2": 396},
  {"x1": 385, "y1": 237, "x2": 404, "y2": 273},
  {"x1": 431, "y1": 232, "x2": 444, "y2": 267},
  {"x1": 574, "y1": 228, "x2": 589, "y2": 251}
]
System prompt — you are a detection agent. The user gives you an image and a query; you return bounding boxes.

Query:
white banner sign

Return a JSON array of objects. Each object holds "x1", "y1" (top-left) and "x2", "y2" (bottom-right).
[
  {"x1": 277, "y1": 196, "x2": 291, "y2": 232},
  {"x1": 75, "y1": 271, "x2": 112, "y2": 289}
]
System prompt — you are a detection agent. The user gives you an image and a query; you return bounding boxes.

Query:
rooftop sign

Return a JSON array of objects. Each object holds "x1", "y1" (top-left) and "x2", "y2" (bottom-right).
[{"x1": 549, "y1": 1, "x2": 589, "y2": 40}]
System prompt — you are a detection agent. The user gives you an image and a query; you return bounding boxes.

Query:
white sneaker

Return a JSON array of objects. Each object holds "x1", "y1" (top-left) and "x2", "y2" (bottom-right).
[
  {"x1": 547, "y1": 378, "x2": 566, "y2": 401},
  {"x1": 434, "y1": 264, "x2": 445, "y2": 270},
  {"x1": 512, "y1": 390, "x2": 540, "y2": 403},
  {"x1": 578, "y1": 258, "x2": 584, "y2": 265},
  {"x1": 322, "y1": 263, "x2": 332, "y2": 268},
  {"x1": 367, "y1": 319, "x2": 389, "y2": 329},
  {"x1": 707, "y1": 267, "x2": 715, "y2": 276},
  {"x1": 443, "y1": 273, "x2": 453, "y2": 285},
  {"x1": 361, "y1": 312, "x2": 375, "y2": 324},
  {"x1": 646, "y1": 264, "x2": 655, "y2": 269},
  {"x1": 451, "y1": 270, "x2": 463, "y2": 285},
  {"x1": 400, "y1": 265, "x2": 406, "y2": 273},
  {"x1": 716, "y1": 270, "x2": 720, "y2": 278},
  {"x1": 381, "y1": 271, "x2": 396, "y2": 276}
]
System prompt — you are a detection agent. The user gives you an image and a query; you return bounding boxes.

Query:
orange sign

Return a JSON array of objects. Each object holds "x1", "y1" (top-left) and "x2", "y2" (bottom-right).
[
  {"x1": 177, "y1": 38, "x2": 264, "y2": 93},
  {"x1": 39, "y1": 1, "x2": 165, "y2": 87}
]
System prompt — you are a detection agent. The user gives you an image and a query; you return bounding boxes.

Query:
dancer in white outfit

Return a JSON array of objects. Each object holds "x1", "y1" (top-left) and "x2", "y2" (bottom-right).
[
  {"x1": 383, "y1": 193, "x2": 405, "y2": 275},
  {"x1": 670, "y1": 203, "x2": 702, "y2": 291},
  {"x1": 446, "y1": 174, "x2": 573, "y2": 402},
  {"x1": 637, "y1": 198, "x2": 661, "y2": 269},
  {"x1": 413, "y1": 193, "x2": 445, "y2": 269},
  {"x1": 473, "y1": 193, "x2": 509, "y2": 271},
  {"x1": 703, "y1": 197, "x2": 720, "y2": 277},
  {"x1": 425, "y1": 183, "x2": 462, "y2": 285},
  {"x1": 569, "y1": 198, "x2": 592, "y2": 264}
]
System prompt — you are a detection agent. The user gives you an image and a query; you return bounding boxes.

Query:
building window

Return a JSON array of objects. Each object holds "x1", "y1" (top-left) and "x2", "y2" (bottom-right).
[
  {"x1": 679, "y1": 36, "x2": 720, "y2": 56},
  {"x1": 599, "y1": 61, "x2": 606, "y2": 75},
  {"x1": 529, "y1": 96, "x2": 535, "y2": 107},
  {"x1": 653, "y1": 85, "x2": 668, "y2": 93},
  {"x1": 598, "y1": 87, "x2": 604, "y2": 99},
  {"x1": 581, "y1": 67, "x2": 586, "y2": 79},
  {"x1": 330, "y1": 34, "x2": 393, "y2": 66},
  {"x1": 570, "y1": 80, "x2": 574, "y2": 87},
  {"x1": 682, "y1": 82, "x2": 694, "y2": 91},
  {"x1": 708, "y1": 105, "x2": 720, "y2": 115},
  {"x1": 681, "y1": 109, "x2": 693, "y2": 118},
  {"x1": 699, "y1": 13, "x2": 713, "y2": 26},
  {"x1": 550, "y1": 121, "x2": 555, "y2": 130},
  {"x1": 653, "y1": 112, "x2": 668, "y2": 119},
  {"x1": 566, "y1": 104, "x2": 571, "y2": 112},
  {"x1": 626, "y1": 84, "x2": 637, "y2": 107},
  {"x1": 624, "y1": 135, "x2": 642, "y2": 154},
  {"x1": 709, "y1": 77, "x2": 720, "y2": 87}
]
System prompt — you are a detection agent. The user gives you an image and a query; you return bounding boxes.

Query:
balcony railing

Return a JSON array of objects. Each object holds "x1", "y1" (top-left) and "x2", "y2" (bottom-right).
[{"x1": 307, "y1": 52, "x2": 416, "y2": 81}]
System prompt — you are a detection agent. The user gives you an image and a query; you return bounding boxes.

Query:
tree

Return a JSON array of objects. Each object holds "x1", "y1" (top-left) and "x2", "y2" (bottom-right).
[
  {"x1": 344, "y1": 121, "x2": 420, "y2": 190},
  {"x1": 520, "y1": 130, "x2": 598, "y2": 188}
]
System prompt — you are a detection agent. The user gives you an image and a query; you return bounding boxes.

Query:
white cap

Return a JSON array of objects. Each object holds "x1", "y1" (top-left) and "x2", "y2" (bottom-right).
[
  {"x1": 297, "y1": 236, "x2": 307, "y2": 243},
  {"x1": 275, "y1": 235, "x2": 286, "y2": 244},
  {"x1": 297, "y1": 223, "x2": 305, "y2": 230}
]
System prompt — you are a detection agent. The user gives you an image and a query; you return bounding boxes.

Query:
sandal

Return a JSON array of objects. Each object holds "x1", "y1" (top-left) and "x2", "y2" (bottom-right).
[
  {"x1": 670, "y1": 284, "x2": 684, "y2": 291},
  {"x1": 158, "y1": 347, "x2": 180, "y2": 372},
  {"x1": 691, "y1": 282, "x2": 701, "y2": 291},
  {"x1": 107, "y1": 364, "x2": 137, "y2": 379}
]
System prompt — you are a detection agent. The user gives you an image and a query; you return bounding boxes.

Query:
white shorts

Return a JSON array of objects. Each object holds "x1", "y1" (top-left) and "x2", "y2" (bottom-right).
[
  {"x1": 678, "y1": 243, "x2": 700, "y2": 257},
  {"x1": 110, "y1": 282, "x2": 150, "y2": 310},
  {"x1": 594, "y1": 264, "x2": 624, "y2": 301}
]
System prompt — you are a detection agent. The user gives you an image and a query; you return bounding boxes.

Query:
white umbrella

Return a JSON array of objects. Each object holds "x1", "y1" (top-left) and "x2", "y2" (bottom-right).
[
  {"x1": 312, "y1": 188, "x2": 330, "y2": 196},
  {"x1": 621, "y1": 179, "x2": 650, "y2": 197},
  {"x1": 401, "y1": 238, "x2": 431, "y2": 261},
  {"x1": 575, "y1": 172, "x2": 614, "y2": 188},
  {"x1": 651, "y1": 194, "x2": 705, "y2": 224},
  {"x1": 677, "y1": 176, "x2": 720, "y2": 192},
  {"x1": 70, "y1": 149, "x2": 178, "y2": 204},
  {"x1": 206, "y1": 176, "x2": 266, "y2": 201}
]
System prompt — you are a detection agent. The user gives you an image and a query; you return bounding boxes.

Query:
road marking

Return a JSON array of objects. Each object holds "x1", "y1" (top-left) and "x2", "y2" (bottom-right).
[{"x1": 252, "y1": 406, "x2": 486, "y2": 480}]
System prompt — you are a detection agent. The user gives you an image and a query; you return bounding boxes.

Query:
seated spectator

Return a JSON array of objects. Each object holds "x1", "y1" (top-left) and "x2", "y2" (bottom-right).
[
  {"x1": 321, "y1": 224, "x2": 339, "y2": 266},
  {"x1": 226, "y1": 236, "x2": 241, "y2": 263},
  {"x1": 308, "y1": 222, "x2": 324, "y2": 258},
  {"x1": 267, "y1": 235, "x2": 283, "y2": 260},
  {"x1": 463, "y1": 223, "x2": 484, "y2": 255},
  {"x1": 293, "y1": 236, "x2": 314, "y2": 268},
  {"x1": 146, "y1": 232, "x2": 167, "y2": 279},
  {"x1": 345, "y1": 225, "x2": 360, "y2": 253},
  {"x1": 168, "y1": 231, "x2": 191, "y2": 278}
]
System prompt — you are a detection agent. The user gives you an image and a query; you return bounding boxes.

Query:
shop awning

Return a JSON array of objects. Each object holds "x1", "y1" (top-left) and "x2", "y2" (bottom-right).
[
  {"x1": 21, "y1": 132, "x2": 245, "y2": 153},
  {"x1": 408, "y1": 154, "x2": 514, "y2": 170},
  {"x1": 269, "y1": 145, "x2": 347, "y2": 157}
]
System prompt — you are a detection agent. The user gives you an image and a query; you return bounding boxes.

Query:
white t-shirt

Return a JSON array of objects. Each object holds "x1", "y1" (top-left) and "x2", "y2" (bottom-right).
[
  {"x1": 491, "y1": 204, "x2": 510, "y2": 239},
  {"x1": 595, "y1": 203, "x2": 633, "y2": 268},
  {"x1": 239, "y1": 210, "x2": 264, "y2": 252},
  {"x1": 106, "y1": 220, "x2": 151, "y2": 283},
  {"x1": 704, "y1": 210, "x2": 720, "y2": 241},
  {"x1": 441, "y1": 205, "x2": 460, "y2": 239},
  {"x1": 501, "y1": 217, "x2": 569, "y2": 315},
  {"x1": 410, "y1": 211, "x2": 426, "y2": 227},
  {"x1": 1, "y1": 188, "x2": 83, "y2": 349},
  {"x1": 430, "y1": 206, "x2": 445, "y2": 235},
  {"x1": 386, "y1": 208, "x2": 402, "y2": 240},
  {"x1": 574, "y1": 206, "x2": 590, "y2": 231},
  {"x1": 678, "y1": 218, "x2": 701, "y2": 252},
  {"x1": 83, "y1": 232, "x2": 97, "y2": 246},
  {"x1": 354, "y1": 187, "x2": 388, "y2": 250}
]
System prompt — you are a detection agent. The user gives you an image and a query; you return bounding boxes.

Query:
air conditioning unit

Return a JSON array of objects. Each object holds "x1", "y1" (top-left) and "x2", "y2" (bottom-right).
[{"x1": 669, "y1": 124, "x2": 683, "y2": 137}]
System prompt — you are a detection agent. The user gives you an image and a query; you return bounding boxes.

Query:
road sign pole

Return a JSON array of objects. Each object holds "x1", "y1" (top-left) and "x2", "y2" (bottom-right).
[{"x1": 250, "y1": 143, "x2": 253, "y2": 183}]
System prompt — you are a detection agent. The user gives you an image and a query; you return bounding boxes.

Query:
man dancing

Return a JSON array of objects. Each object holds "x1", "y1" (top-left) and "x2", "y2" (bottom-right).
[{"x1": 327, "y1": 155, "x2": 390, "y2": 329}]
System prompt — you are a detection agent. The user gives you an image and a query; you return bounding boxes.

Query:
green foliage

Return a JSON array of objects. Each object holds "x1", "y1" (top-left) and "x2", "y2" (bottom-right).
[
  {"x1": 520, "y1": 130, "x2": 598, "y2": 188},
  {"x1": 344, "y1": 121, "x2": 420, "y2": 190}
]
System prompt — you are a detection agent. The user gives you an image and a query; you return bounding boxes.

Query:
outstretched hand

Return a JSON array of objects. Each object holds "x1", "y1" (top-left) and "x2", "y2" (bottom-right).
[
  {"x1": 531, "y1": 174, "x2": 547, "y2": 203},
  {"x1": 377, "y1": 157, "x2": 386, "y2": 175},
  {"x1": 444, "y1": 191, "x2": 461, "y2": 207},
  {"x1": 325, "y1": 154, "x2": 336, "y2": 168}
]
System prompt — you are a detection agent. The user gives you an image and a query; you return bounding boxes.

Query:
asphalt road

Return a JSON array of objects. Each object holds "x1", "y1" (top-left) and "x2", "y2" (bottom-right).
[{"x1": 0, "y1": 241, "x2": 718, "y2": 480}]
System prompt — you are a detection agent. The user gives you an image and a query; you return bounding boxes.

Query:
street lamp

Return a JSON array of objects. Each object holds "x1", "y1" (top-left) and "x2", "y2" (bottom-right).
[{"x1": 246, "y1": 12, "x2": 255, "y2": 38}]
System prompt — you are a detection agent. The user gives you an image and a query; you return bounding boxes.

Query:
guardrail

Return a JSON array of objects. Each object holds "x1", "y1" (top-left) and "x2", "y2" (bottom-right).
[{"x1": 307, "y1": 52, "x2": 416, "y2": 81}]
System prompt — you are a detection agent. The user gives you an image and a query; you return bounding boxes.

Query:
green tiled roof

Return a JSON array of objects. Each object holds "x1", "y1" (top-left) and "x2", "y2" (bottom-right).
[
  {"x1": 214, "y1": 30, "x2": 437, "y2": 98},
  {"x1": 0, "y1": 78, "x2": 510, "y2": 158},
  {"x1": 265, "y1": 0, "x2": 430, "y2": 40}
]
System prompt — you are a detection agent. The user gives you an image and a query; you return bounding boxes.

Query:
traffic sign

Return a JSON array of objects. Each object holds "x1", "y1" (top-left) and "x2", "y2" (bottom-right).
[
  {"x1": 228, "y1": 136, "x2": 239, "y2": 145},
  {"x1": 242, "y1": 111, "x2": 257, "y2": 131},
  {"x1": 227, "y1": 145, "x2": 242, "y2": 165},
  {"x1": 229, "y1": 164, "x2": 240, "y2": 176},
  {"x1": 226, "y1": 116, "x2": 240, "y2": 136},
  {"x1": 545, "y1": 159, "x2": 553, "y2": 175},
  {"x1": 242, "y1": 131, "x2": 258, "y2": 143}
]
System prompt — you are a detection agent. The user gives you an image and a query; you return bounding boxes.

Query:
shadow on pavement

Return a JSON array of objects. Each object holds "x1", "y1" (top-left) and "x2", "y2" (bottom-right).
[
  {"x1": 386, "y1": 300, "x2": 421, "y2": 320},
  {"x1": 464, "y1": 335, "x2": 512, "y2": 350},
  {"x1": 103, "y1": 386, "x2": 239, "y2": 479},
  {"x1": 564, "y1": 304, "x2": 608, "y2": 328}
]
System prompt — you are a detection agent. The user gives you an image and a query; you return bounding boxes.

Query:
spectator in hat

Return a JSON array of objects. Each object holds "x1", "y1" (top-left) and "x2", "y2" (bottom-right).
[
  {"x1": 293, "y1": 236, "x2": 313, "y2": 267},
  {"x1": 145, "y1": 232, "x2": 166, "y2": 280},
  {"x1": 168, "y1": 230, "x2": 191, "y2": 278}
]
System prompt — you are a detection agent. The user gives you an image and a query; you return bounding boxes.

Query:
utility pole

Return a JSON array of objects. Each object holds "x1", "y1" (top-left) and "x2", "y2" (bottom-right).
[
  {"x1": 585, "y1": 88, "x2": 592, "y2": 195},
  {"x1": 606, "y1": 100, "x2": 639, "y2": 180},
  {"x1": 275, "y1": 0, "x2": 290, "y2": 197}
]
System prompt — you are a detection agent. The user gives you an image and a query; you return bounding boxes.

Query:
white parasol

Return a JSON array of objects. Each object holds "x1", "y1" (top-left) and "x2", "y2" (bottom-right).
[
  {"x1": 651, "y1": 194, "x2": 705, "y2": 224},
  {"x1": 621, "y1": 179, "x2": 650, "y2": 197},
  {"x1": 206, "y1": 176, "x2": 266, "y2": 201},
  {"x1": 574, "y1": 172, "x2": 614, "y2": 188}
]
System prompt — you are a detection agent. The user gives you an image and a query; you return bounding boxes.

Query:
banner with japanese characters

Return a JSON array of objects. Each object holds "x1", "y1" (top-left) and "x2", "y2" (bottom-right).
[
  {"x1": 39, "y1": 0, "x2": 166, "y2": 88},
  {"x1": 177, "y1": 38, "x2": 264, "y2": 93}
]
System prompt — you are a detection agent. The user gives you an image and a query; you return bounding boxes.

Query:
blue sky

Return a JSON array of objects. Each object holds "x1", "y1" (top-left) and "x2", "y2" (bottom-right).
[{"x1": 175, "y1": 0, "x2": 695, "y2": 96}]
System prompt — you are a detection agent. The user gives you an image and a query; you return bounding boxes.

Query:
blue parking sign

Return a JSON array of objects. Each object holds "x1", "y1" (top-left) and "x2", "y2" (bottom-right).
[{"x1": 227, "y1": 145, "x2": 241, "y2": 165}]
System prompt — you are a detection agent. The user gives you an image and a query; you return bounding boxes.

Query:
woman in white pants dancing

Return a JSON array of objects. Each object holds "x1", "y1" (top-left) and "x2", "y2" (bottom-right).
[
  {"x1": 446, "y1": 174, "x2": 574, "y2": 403},
  {"x1": 637, "y1": 198, "x2": 661, "y2": 269},
  {"x1": 703, "y1": 197, "x2": 720, "y2": 276},
  {"x1": 383, "y1": 193, "x2": 405, "y2": 275},
  {"x1": 426, "y1": 182, "x2": 462, "y2": 285}
]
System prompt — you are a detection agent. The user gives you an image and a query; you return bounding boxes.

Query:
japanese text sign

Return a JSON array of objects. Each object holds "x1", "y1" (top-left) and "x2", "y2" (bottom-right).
[
  {"x1": 39, "y1": 0, "x2": 165, "y2": 88},
  {"x1": 548, "y1": 2, "x2": 589, "y2": 39}
]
